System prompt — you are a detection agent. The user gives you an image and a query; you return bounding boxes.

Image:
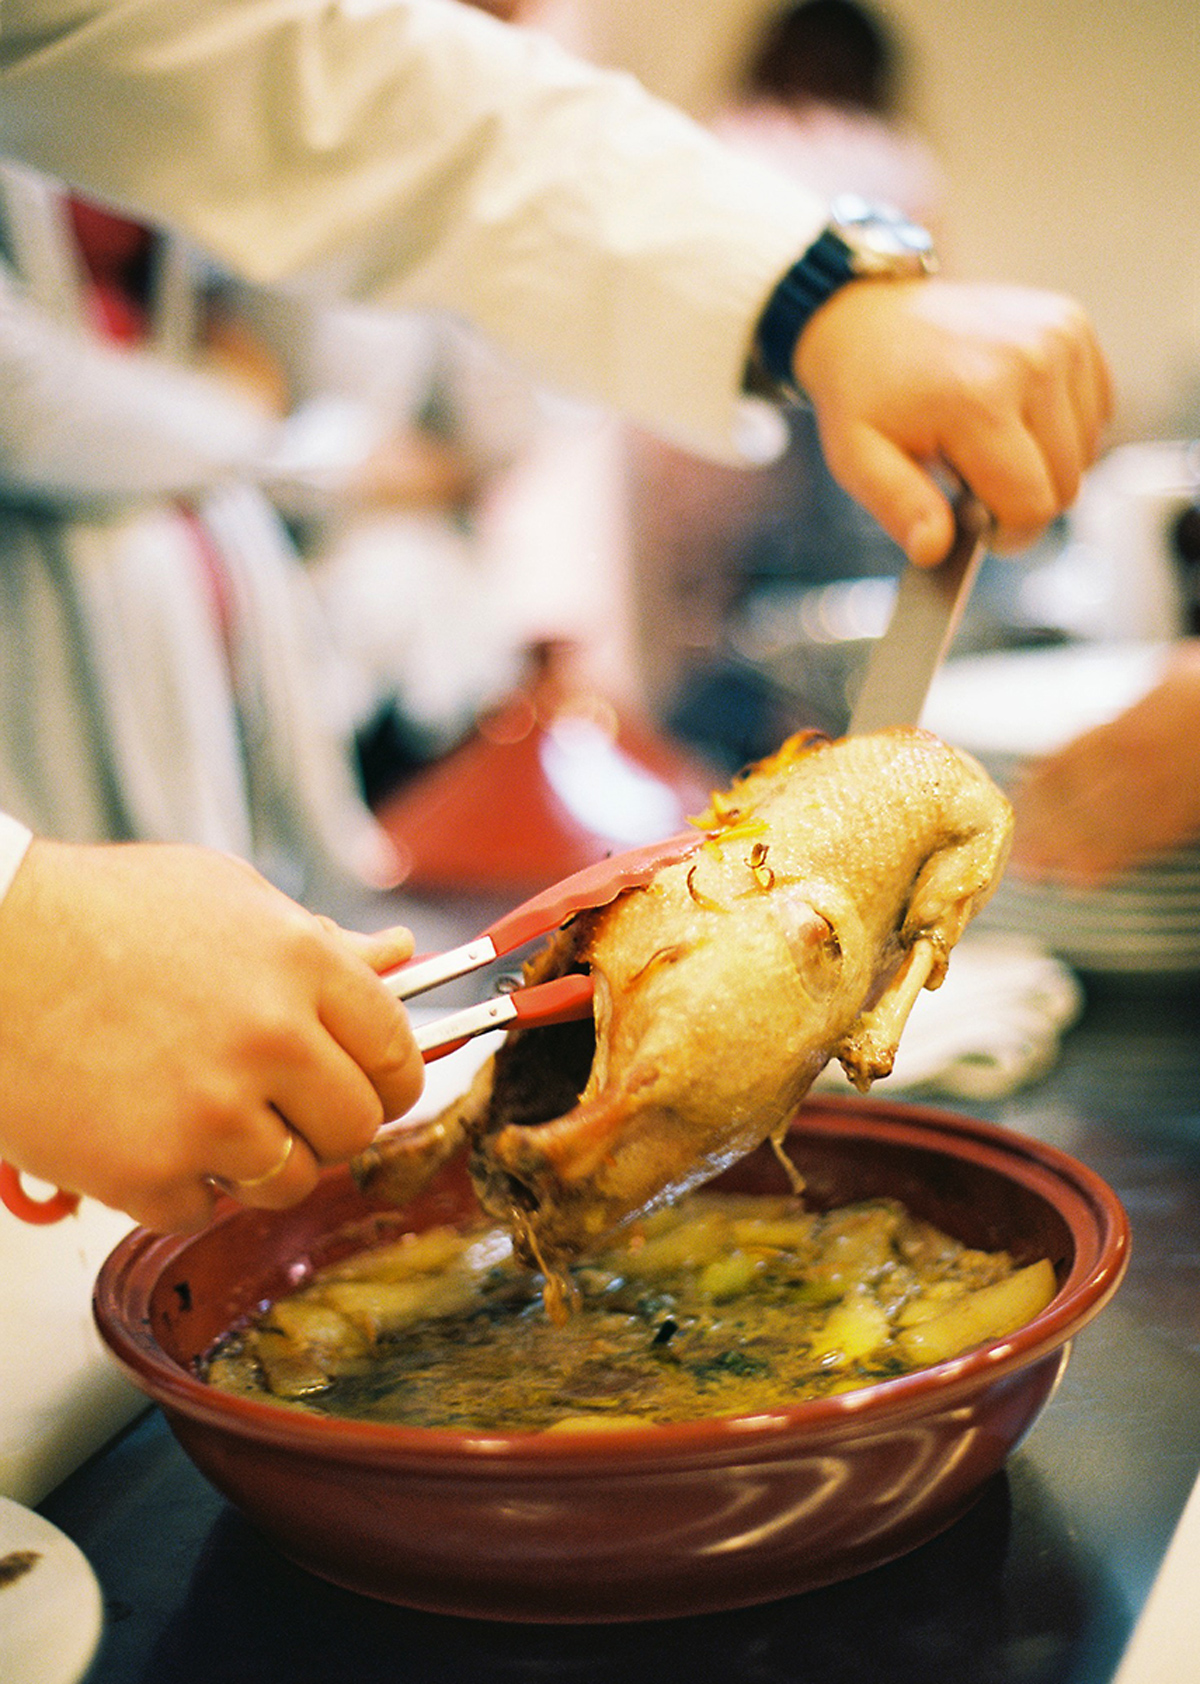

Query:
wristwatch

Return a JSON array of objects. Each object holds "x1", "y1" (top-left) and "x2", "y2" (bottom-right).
[{"x1": 751, "y1": 195, "x2": 938, "y2": 402}]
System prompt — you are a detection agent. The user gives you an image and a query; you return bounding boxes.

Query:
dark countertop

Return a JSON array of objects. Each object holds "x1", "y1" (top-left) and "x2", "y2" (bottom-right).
[{"x1": 41, "y1": 965, "x2": 1200, "y2": 1684}]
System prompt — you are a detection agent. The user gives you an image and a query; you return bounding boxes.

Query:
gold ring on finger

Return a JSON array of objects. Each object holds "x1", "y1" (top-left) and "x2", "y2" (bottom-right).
[{"x1": 233, "y1": 1130, "x2": 295, "y2": 1192}]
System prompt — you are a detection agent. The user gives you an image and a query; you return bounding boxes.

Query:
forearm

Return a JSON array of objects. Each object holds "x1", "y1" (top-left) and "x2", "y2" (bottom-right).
[
  {"x1": 1010, "y1": 643, "x2": 1200, "y2": 885},
  {"x1": 0, "y1": 0, "x2": 824, "y2": 461}
]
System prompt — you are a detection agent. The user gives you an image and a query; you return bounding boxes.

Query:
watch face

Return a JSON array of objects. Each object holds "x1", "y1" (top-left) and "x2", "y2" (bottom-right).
[{"x1": 830, "y1": 195, "x2": 937, "y2": 277}]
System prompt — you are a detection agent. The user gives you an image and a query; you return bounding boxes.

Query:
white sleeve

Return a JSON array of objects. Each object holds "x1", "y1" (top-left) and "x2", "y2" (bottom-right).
[
  {"x1": 0, "y1": 0, "x2": 826, "y2": 462},
  {"x1": 0, "y1": 268, "x2": 283, "y2": 503},
  {"x1": 0, "y1": 811, "x2": 32, "y2": 908}
]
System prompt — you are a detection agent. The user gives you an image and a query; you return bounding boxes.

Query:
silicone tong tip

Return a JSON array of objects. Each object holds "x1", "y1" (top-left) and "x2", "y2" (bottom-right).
[{"x1": 483, "y1": 826, "x2": 705, "y2": 956}]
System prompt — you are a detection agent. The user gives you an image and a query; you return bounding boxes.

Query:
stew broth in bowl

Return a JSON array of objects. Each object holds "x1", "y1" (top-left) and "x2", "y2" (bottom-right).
[{"x1": 205, "y1": 1189, "x2": 1055, "y2": 1431}]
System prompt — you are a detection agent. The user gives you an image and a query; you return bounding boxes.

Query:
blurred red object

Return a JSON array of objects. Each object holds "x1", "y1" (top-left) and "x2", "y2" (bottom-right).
[
  {"x1": 375, "y1": 642, "x2": 719, "y2": 895},
  {"x1": 67, "y1": 194, "x2": 154, "y2": 343}
]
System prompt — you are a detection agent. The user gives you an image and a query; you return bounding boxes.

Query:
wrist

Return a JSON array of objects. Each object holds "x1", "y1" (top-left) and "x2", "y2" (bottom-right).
[{"x1": 750, "y1": 197, "x2": 937, "y2": 404}]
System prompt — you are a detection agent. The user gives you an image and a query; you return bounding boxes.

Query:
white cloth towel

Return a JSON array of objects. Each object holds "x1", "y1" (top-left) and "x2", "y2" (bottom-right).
[{"x1": 815, "y1": 933, "x2": 1084, "y2": 1102}]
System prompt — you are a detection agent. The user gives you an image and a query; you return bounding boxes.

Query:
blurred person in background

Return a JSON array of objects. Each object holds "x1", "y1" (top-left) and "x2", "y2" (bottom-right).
[
  {"x1": 225, "y1": 277, "x2": 578, "y2": 809},
  {"x1": 625, "y1": 0, "x2": 947, "y2": 769},
  {"x1": 0, "y1": 164, "x2": 400, "y2": 904},
  {"x1": 0, "y1": 0, "x2": 1109, "y2": 1231},
  {"x1": 1010, "y1": 638, "x2": 1200, "y2": 887}
]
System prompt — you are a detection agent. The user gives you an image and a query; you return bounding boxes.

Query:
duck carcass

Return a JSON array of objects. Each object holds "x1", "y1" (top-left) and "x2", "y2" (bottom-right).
[{"x1": 355, "y1": 728, "x2": 1013, "y2": 1297}]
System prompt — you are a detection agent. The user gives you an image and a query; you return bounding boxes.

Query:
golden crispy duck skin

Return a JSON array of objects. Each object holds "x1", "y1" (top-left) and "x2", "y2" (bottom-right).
[{"x1": 355, "y1": 728, "x2": 1012, "y2": 1279}]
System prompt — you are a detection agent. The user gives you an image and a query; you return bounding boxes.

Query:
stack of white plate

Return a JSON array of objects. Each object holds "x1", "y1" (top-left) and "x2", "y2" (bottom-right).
[{"x1": 923, "y1": 642, "x2": 1200, "y2": 976}]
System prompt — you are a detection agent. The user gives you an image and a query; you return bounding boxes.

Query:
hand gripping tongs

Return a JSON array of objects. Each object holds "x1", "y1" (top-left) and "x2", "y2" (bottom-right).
[
  {"x1": 0, "y1": 828, "x2": 709, "y2": 1226},
  {"x1": 385, "y1": 827, "x2": 708, "y2": 1061}
]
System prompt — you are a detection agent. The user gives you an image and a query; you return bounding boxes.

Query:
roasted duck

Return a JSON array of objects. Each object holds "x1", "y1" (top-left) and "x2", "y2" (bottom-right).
[{"x1": 355, "y1": 728, "x2": 1012, "y2": 1301}]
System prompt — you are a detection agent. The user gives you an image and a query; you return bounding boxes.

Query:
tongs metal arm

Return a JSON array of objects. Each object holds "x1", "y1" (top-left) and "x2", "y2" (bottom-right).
[
  {"x1": 413, "y1": 972, "x2": 595, "y2": 1062},
  {"x1": 389, "y1": 937, "x2": 506, "y2": 1003}
]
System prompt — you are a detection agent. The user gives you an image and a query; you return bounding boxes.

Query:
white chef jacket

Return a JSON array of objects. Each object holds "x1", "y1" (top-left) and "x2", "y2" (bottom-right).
[
  {"x1": 0, "y1": 0, "x2": 824, "y2": 460},
  {"x1": 0, "y1": 0, "x2": 830, "y2": 913}
]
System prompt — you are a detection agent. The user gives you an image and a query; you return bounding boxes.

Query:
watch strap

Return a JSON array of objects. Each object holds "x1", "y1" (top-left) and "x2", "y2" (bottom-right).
[{"x1": 754, "y1": 227, "x2": 856, "y2": 393}]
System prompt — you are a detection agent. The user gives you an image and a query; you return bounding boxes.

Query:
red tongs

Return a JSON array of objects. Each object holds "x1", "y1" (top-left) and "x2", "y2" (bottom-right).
[
  {"x1": 386, "y1": 827, "x2": 707, "y2": 1061},
  {"x1": 0, "y1": 828, "x2": 707, "y2": 1226}
]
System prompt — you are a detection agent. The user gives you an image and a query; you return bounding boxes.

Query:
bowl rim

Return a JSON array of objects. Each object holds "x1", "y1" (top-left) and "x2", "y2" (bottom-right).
[{"x1": 93, "y1": 1095, "x2": 1130, "y2": 1471}]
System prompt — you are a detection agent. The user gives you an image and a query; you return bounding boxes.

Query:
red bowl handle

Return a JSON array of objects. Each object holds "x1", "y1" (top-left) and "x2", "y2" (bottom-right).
[{"x1": 0, "y1": 1160, "x2": 81, "y2": 1224}]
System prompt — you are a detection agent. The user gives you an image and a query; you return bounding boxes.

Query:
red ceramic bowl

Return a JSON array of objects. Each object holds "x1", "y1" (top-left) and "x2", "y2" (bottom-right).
[{"x1": 93, "y1": 1096, "x2": 1128, "y2": 1623}]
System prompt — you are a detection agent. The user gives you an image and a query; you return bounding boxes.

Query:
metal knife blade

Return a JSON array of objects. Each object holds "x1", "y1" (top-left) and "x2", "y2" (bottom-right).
[{"x1": 849, "y1": 488, "x2": 991, "y2": 734}]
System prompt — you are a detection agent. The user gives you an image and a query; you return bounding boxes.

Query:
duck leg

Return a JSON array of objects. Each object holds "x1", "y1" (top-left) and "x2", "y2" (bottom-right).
[{"x1": 836, "y1": 937, "x2": 940, "y2": 1090}]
